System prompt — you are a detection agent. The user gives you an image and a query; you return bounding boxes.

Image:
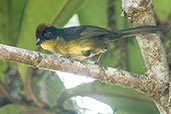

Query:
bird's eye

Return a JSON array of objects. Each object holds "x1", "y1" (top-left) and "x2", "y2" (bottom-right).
[
  {"x1": 44, "y1": 32, "x2": 52, "y2": 38},
  {"x1": 46, "y1": 32, "x2": 51, "y2": 36},
  {"x1": 48, "y1": 32, "x2": 51, "y2": 35}
]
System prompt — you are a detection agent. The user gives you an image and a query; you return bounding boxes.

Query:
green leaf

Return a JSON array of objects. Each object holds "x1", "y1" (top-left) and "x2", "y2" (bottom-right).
[
  {"x1": 0, "y1": 104, "x2": 24, "y2": 114},
  {"x1": 77, "y1": 0, "x2": 108, "y2": 28}
]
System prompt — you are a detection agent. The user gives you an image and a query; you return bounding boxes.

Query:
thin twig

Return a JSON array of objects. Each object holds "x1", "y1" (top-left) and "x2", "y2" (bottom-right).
[
  {"x1": 25, "y1": 67, "x2": 45, "y2": 108},
  {"x1": 0, "y1": 80, "x2": 25, "y2": 105}
]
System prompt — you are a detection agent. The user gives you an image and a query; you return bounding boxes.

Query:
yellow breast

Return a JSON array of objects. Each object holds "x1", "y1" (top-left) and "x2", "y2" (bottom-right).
[
  {"x1": 40, "y1": 37, "x2": 106, "y2": 59},
  {"x1": 40, "y1": 39, "x2": 58, "y2": 52}
]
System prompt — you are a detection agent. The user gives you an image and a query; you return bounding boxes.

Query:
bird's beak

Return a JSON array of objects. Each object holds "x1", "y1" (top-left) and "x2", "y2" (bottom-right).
[{"x1": 36, "y1": 38, "x2": 41, "y2": 45}]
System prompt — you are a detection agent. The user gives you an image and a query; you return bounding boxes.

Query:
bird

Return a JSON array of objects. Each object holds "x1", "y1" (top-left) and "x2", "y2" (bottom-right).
[{"x1": 35, "y1": 23, "x2": 162, "y2": 60}]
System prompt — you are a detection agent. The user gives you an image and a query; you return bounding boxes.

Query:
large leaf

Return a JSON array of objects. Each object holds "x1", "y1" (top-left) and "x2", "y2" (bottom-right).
[
  {"x1": 0, "y1": 0, "x2": 25, "y2": 46},
  {"x1": 70, "y1": 81, "x2": 159, "y2": 114}
]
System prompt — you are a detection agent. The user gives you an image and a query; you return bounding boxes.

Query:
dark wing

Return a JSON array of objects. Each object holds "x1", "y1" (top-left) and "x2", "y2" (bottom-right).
[{"x1": 61, "y1": 25, "x2": 113, "y2": 41}]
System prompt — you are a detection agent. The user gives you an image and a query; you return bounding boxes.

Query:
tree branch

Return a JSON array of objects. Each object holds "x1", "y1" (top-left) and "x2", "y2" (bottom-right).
[
  {"x1": 0, "y1": 44, "x2": 143, "y2": 90},
  {"x1": 122, "y1": 0, "x2": 170, "y2": 113}
]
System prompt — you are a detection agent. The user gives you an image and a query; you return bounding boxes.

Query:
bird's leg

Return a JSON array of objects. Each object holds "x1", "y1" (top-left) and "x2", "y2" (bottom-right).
[
  {"x1": 65, "y1": 54, "x2": 72, "y2": 59},
  {"x1": 95, "y1": 53, "x2": 103, "y2": 64}
]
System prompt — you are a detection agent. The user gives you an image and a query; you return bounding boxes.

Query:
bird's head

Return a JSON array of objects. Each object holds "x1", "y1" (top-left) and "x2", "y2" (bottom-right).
[{"x1": 35, "y1": 23, "x2": 57, "y2": 45}]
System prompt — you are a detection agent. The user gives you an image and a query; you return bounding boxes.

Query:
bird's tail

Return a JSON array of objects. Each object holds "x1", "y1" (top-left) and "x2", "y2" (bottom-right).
[{"x1": 114, "y1": 25, "x2": 162, "y2": 38}]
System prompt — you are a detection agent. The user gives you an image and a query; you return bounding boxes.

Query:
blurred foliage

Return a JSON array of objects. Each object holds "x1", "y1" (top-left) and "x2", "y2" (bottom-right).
[
  {"x1": 0, "y1": 0, "x2": 170, "y2": 114},
  {"x1": 0, "y1": 104, "x2": 58, "y2": 114},
  {"x1": 0, "y1": 104, "x2": 24, "y2": 114}
]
